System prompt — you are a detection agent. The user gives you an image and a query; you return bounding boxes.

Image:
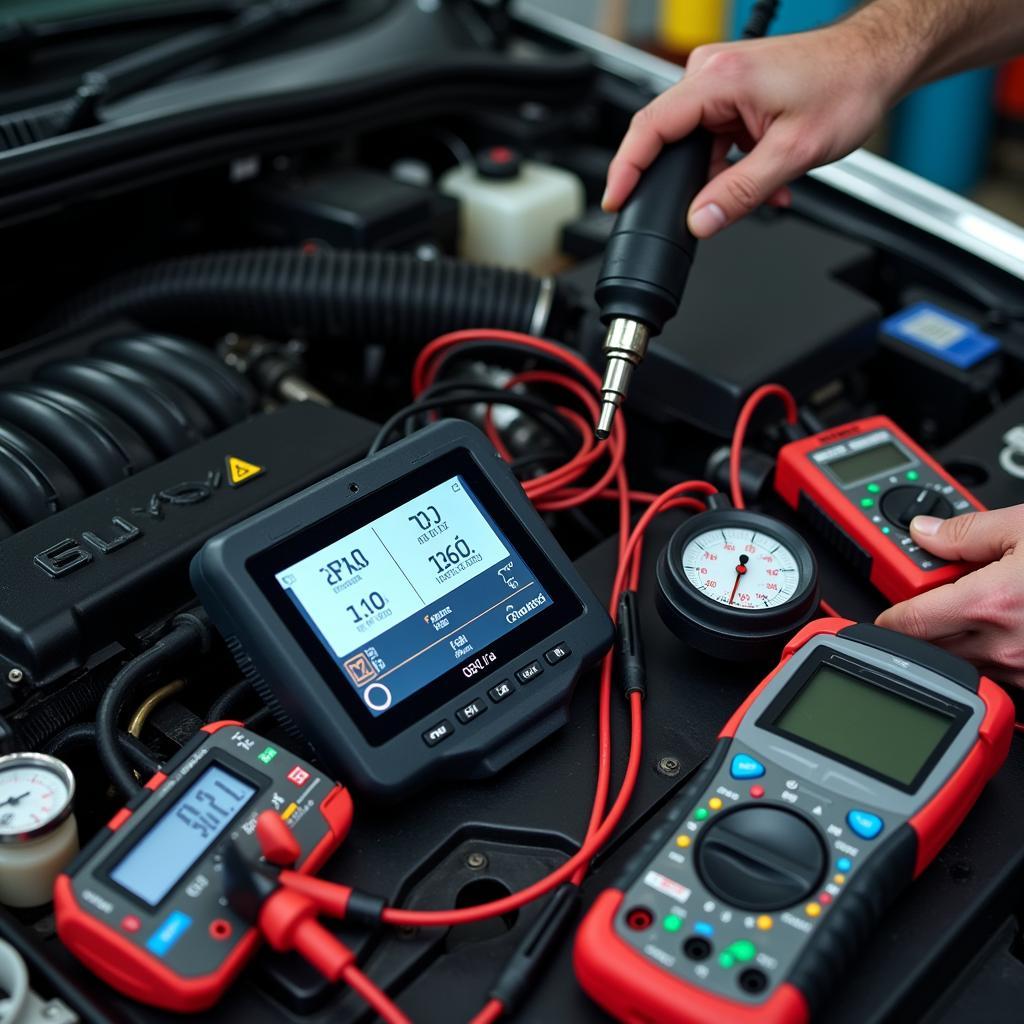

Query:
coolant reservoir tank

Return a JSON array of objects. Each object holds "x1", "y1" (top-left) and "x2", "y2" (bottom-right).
[{"x1": 440, "y1": 146, "x2": 584, "y2": 273}]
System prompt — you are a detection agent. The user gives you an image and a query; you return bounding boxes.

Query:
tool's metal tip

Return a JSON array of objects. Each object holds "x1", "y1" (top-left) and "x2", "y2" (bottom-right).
[{"x1": 595, "y1": 401, "x2": 617, "y2": 441}]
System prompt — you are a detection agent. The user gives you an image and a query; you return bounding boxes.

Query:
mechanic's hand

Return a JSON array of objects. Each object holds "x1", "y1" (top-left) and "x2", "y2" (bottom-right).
[
  {"x1": 602, "y1": 24, "x2": 901, "y2": 238},
  {"x1": 875, "y1": 505, "x2": 1024, "y2": 688}
]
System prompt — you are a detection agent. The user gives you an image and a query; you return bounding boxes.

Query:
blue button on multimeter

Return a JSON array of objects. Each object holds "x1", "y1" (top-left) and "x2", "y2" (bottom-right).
[
  {"x1": 847, "y1": 810, "x2": 884, "y2": 840},
  {"x1": 730, "y1": 754, "x2": 765, "y2": 780},
  {"x1": 145, "y1": 911, "x2": 192, "y2": 957}
]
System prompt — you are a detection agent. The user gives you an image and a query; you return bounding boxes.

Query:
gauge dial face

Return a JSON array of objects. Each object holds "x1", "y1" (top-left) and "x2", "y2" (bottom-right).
[
  {"x1": 0, "y1": 760, "x2": 72, "y2": 838},
  {"x1": 681, "y1": 527, "x2": 801, "y2": 609}
]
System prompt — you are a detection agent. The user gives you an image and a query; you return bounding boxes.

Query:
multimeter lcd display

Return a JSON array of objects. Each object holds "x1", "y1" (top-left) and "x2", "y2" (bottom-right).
[
  {"x1": 825, "y1": 442, "x2": 912, "y2": 485},
  {"x1": 770, "y1": 663, "x2": 955, "y2": 787},
  {"x1": 108, "y1": 765, "x2": 256, "y2": 906},
  {"x1": 272, "y1": 474, "x2": 555, "y2": 720}
]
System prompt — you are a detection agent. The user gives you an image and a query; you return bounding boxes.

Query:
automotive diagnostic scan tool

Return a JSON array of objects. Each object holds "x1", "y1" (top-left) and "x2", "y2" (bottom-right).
[
  {"x1": 191, "y1": 420, "x2": 613, "y2": 798},
  {"x1": 54, "y1": 722, "x2": 351, "y2": 1012},
  {"x1": 574, "y1": 618, "x2": 1014, "y2": 1024},
  {"x1": 775, "y1": 415, "x2": 984, "y2": 603}
]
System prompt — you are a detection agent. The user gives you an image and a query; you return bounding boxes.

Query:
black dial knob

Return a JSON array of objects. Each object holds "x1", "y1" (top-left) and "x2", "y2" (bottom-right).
[
  {"x1": 695, "y1": 806, "x2": 827, "y2": 911},
  {"x1": 880, "y1": 486, "x2": 954, "y2": 529}
]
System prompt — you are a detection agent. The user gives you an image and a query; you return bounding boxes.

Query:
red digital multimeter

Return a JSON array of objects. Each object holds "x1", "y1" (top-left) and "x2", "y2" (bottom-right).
[
  {"x1": 574, "y1": 618, "x2": 1013, "y2": 1024},
  {"x1": 55, "y1": 721, "x2": 351, "y2": 1013},
  {"x1": 774, "y1": 415, "x2": 984, "y2": 603}
]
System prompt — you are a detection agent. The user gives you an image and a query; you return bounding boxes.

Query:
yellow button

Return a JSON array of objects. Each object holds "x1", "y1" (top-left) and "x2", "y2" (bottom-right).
[
  {"x1": 756, "y1": 915, "x2": 773, "y2": 931},
  {"x1": 708, "y1": 797, "x2": 723, "y2": 811},
  {"x1": 833, "y1": 874, "x2": 846, "y2": 885},
  {"x1": 805, "y1": 902, "x2": 821, "y2": 918},
  {"x1": 676, "y1": 835, "x2": 691, "y2": 848}
]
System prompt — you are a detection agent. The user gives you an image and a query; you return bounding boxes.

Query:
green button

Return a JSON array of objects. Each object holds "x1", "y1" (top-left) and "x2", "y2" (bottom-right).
[
  {"x1": 881, "y1": 526, "x2": 891, "y2": 535},
  {"x1": 718, "y1": 952, "x2": 736, "y2": 969},
  {"x1": 258, "y1": 746, "x2": 278, "y2": 764},
  {"x1": 860, "y1": 498, "x2": 874, "y2": 508},
  {"x1": 731, "y1": 939, "x2": 757, "y2": 963},
  {"x1": 663, "y1": 914, "x2": 682, "y2": 933},
  {"x1": 694, "y1": 808, "x2": 709, "y2": 821},
  {"x1": 866, "y1": 483, "x2": 880, "y2": 494},
  {"x1": 906, "y1": 470, "x2": 919, "y2": 481}
]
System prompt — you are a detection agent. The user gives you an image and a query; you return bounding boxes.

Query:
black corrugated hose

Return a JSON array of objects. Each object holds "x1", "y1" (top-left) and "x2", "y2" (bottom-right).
[
  {"x1": 44, "y1": 722, "x2": 161, "y2": 776},
  {"x1": 50, "y1": 248, "x2": 559, "y2": 344}
]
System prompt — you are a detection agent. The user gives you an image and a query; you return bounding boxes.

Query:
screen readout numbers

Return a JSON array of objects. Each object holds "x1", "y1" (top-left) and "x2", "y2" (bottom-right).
[
  {"x1": 275, "y1": 476, "x2": 510, "y2": 660},
  {"x1": 108, "y1": 765, "x2": 256, "y2": 907}
]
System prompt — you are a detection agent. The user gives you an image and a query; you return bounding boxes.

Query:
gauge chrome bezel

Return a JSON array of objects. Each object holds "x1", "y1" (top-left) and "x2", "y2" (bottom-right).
[{"x1": 0, "y1": 752, "x2": 76, "y2": 843}]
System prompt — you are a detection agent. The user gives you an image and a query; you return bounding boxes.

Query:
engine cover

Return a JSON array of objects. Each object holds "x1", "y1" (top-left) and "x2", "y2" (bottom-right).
[{"x1": 0, "y1": 402, "x2": 376, "y2": 691}]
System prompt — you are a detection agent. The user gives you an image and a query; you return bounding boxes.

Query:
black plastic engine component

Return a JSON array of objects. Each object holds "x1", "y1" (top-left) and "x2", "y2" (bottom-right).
[
  {"x1": 96, "y1": 333, "x2": 257, "y2": 429},
  {"x1": 243, "y1": 166, "x2": 458, "y2": 251},
  {"x1": 49, "y1": 248, "x2": 561, "y2": 344},
  {"x1": 873, "y1": 294, "x2": 1004, "y2": 445},
  {"x1": 0, "y1": 421, "x2": 83, "y2": 527},
  {"x1": 0, "y1": 401, "x2": 376, "y2": 689},
  {"x1": 0, "y1": 383, "x2": 155, "y2": 491},
  {"x1": 939, "y1": 390, "x2": 1024, "y2": 510},
  {"x1": 562, "y1": 215, "x2": 881, "y2": 437},
  {"x1": 37, "y1": 356, "x2": 215, "y2": 457}
]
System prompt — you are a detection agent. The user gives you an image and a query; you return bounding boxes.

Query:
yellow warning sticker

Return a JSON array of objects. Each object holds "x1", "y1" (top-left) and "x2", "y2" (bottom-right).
[{"x1": 226, "y1": 456, "x2": 265, "y2": 487}]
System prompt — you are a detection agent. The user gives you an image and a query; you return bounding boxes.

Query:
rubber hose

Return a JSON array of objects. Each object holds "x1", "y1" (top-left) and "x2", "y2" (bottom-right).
[
  {"x1": 207, "y1": 679, "x2": 254, "y2": 723},
  {"x1": 44, "y1": 721, "x2": 161, "y2": 776},
  {"x1": 13, "y1": 675, "x2": 106, "y2": 752},
  {"x1": 50, "y1": 249, "x2": 556, "y2": 344},
  {"x1": 96, "y1": 611, "x2": 211, "y2": 798}
]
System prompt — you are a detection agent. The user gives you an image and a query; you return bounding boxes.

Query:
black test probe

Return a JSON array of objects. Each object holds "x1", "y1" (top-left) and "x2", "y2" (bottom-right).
[{"x1": 594, "y1": 0, "x2": 781, "y2": 439}]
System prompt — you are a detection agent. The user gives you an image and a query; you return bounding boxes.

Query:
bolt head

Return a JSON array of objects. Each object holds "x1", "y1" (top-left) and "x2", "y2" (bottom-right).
[
  {"x1": 7, "y1": 668, "x2": 23, "y2": 684},
  {"x1": 466, "y1": 852, "x2": 488, "y2": 870}
]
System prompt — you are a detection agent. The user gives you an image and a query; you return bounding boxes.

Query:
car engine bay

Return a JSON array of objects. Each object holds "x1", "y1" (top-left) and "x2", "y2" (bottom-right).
[{"x1": 0, "y1": 2, "x2": 1023, "y2": 1022}]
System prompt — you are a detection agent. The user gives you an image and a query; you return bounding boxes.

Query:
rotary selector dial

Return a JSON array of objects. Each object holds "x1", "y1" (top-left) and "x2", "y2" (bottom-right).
[
  {"x1": 880, "y1": 486, "x2": 955, "y2": 529},
  {"x1": 695, "y1": 806, "x2": 827, "y2": 911}
]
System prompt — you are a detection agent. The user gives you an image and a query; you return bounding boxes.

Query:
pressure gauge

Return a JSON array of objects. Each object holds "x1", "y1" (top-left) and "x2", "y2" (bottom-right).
[
  {"x1": 657, "y1": 507, "x2": 820, "y2": 660},
  {"x1": 0, "y1": 753, "x2": 78, "y2": 908}
]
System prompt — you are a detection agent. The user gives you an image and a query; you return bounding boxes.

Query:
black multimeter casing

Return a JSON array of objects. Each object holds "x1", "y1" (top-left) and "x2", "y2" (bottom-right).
[{"x1": 191, "y1": 420, "x2": 613, "y2": 799}]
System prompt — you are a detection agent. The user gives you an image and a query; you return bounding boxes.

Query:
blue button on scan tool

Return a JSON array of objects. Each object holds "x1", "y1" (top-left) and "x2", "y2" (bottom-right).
[
  {"x1": 730, "y1": 754, "x2": 766, "y2": 780},
  {"x1": 847, "y1": 810, "x2": 884, "y2": 840}
]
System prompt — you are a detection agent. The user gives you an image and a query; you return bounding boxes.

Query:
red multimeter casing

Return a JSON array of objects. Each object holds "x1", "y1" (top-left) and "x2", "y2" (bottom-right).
[
  {"x1": 55, "y1": 721, "x2": 351, "y2": 1013},
  {"x1": 574, "y1": 618, "x2": 1013, "y2": 1024},
  {"x1": 775, "y1": 415, "x2": 984, "y2": 604}
]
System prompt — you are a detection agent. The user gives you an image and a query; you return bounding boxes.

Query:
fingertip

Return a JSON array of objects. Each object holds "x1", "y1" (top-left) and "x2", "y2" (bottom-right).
[
  {"x1": 910, "y1": 515, "x2": 942, "y2": 537},
  {"x1": 688, "y1": 202, "x2": 727, "y2": 239}
]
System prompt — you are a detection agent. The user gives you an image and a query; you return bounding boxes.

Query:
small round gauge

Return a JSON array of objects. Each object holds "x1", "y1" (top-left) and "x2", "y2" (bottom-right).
[
  {"x1": 0, "y1": 753, "x2": 75, "y2": 842},
  {"x1": 657, "y1": 506, "x2": 820, "y2": 660},
  {"x1": 680, "y1": 527, "x2": 802, "y2": 610}
]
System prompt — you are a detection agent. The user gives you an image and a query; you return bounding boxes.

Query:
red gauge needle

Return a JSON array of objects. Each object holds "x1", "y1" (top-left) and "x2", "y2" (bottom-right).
[{"x1": 729, "y1": 554, "x2": 749, "y2": 605}]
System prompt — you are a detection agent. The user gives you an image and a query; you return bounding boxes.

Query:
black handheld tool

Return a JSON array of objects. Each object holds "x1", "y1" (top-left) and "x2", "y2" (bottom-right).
[
  {"x1": 594, "y1": 130, "x2": 713, "y2": 439},
  {"x1": 593, "y1": 0, "x2": 781, "y2": 439}
]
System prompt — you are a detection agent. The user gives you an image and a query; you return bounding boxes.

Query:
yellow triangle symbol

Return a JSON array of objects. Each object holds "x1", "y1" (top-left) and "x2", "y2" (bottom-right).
[{"x1": 226, "y1": 456, "x2": 265, "y2": 487}]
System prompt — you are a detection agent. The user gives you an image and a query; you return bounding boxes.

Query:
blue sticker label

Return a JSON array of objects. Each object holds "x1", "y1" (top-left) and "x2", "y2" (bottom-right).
[{"x1": 883, "y1": 302, "x2": 999, "y2": 369}]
